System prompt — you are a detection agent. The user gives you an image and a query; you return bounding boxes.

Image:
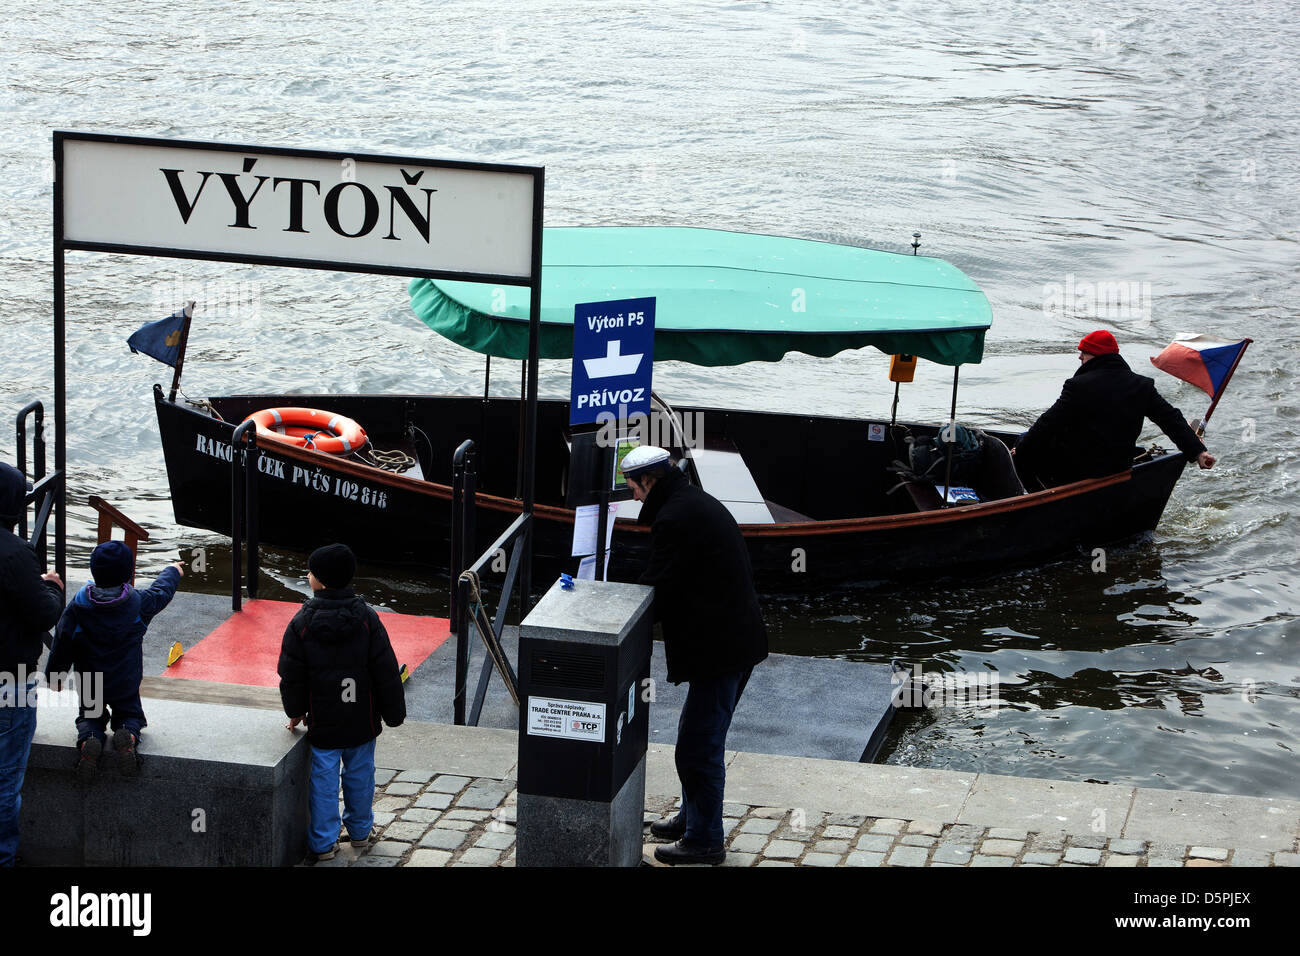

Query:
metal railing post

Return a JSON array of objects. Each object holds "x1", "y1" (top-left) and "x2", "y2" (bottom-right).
[
  {"x1": 231, "y1": 420, "x2": 256, "y2": 612},
  {"x1": 450, "y1": 440, "x2": 475, "y2": 725},
  {"x1": 458, "y1": 451, "x2": 477, "y2": 724},
  {"x1": 15, "y1": 401, "x2": 45, "y2": 547},
  {"x1": 245, "y1": 428, "x2": 260, "y2": 601},
  {"x1": 454, "y1": 576, "x2": 470, "y2": 726}
]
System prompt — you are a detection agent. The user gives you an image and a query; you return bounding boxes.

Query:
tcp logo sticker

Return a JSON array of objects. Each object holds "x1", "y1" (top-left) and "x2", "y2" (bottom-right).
[{"x1": 526, "y1": 696, "x2": 606, "y2": 742}]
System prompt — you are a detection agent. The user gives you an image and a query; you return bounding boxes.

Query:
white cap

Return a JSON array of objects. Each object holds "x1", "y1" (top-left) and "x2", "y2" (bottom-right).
[{"x1": 619, "y1": 445, "x2": 671, "y2": 479}]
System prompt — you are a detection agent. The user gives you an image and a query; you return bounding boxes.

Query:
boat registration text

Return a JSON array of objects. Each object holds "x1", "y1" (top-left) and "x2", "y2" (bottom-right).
[{"x1": 194, "y1": 434, "x2": 388, "y2": 508}]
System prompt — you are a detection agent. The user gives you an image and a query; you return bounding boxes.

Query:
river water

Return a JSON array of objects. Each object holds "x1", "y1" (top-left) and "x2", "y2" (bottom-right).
[{"x1": 2, "y1": 0, "x2": 1297, "y2": 798}]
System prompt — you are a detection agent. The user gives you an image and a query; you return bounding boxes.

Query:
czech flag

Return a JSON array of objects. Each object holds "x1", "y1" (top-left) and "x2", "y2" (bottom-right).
[
  {"x1": 1150, "y1": 333, "x2": 1251, "y2": 399},
  {"x1": 127, "y1": 302, "x2": 192, "y2": 368}
]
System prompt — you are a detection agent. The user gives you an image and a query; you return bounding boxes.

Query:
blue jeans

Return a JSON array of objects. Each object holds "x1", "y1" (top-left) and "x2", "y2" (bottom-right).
[
  {"x1": 308, "y1": 739, "x2": 376, "y2": 854},
  {"x1": 0, "y1": 679, "x2": 38, "y2": 867},
  {"x1": 676, "y1": 666, "x2": 752, "y2": 847},
  {"x1": 76, "y1": 693, "x2": 146, "y2": 744}
]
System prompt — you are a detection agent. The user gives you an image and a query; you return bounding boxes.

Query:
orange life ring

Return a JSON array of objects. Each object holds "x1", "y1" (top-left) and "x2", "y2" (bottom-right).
[{"x1": 244, "y1": 407, "x2": 368, "y2": 455}]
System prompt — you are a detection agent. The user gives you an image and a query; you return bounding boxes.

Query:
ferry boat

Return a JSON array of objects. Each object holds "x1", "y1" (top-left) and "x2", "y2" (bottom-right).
[{"x1": 152, "y1": 226, "x2": 1193, "y2": 590}]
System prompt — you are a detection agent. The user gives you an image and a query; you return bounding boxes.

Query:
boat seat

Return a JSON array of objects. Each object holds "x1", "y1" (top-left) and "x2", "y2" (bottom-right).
[
  {"x1": 885, "y1": 459, "x2": 949, "y2": 513},
  {"x1": 765, "y1": 499, "x2": 814, "y2": 523},
  {"x1": 973, "y1": 433, "x2": 1025, "y2": 500},
  {"x1": 898, "y1": 481, "x2": 945, "y2": 512},
  {"x1": 885, "y1": 428, "x2": 1026, "y2": 512},
  {"x1": 687, "y1": 436, "x2": 775, "y2": 524}
]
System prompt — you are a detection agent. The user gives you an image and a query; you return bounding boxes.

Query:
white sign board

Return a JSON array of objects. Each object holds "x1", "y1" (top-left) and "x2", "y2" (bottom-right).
[
  {"x1": 526, "y1": 696, "x2": 607, "y2": 742},
  {"x1": 571, "y1": 501, "x2": 618, "y2": 556},
  {"x1": 59, "y1": 135, "x2": 538, "y2": 280}
]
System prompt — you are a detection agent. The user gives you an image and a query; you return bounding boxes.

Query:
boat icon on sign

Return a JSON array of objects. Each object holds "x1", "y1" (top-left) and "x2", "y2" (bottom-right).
[{"x1": 583, "y1": 340, "x2": 644, "y2": 378}]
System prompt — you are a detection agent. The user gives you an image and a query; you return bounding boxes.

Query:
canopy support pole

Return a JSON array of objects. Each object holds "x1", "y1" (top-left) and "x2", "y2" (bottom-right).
[
  {"x1": 481, "y1": 354, "x2": 490, "y2": 453},
  {"x1": 942, "y1": 365, "x2": 959, "y2": 504},
  {"x1": 890, "y1": 381, "x2": 901, "y2": 428}
]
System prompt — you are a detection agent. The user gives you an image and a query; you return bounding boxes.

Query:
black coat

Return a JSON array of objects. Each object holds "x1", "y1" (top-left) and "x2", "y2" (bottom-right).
[
  {"x1": 0, "y1": 527, "x2": 64, "y2": 675},
  {"x1": 277, "y1": 588, "x2": 406, "y2": 749},
  {"x1": 1016, "y1": 353, "x2": 1206, "y2": 485},
  {"x1": 637, "y1": 469, "x2": 768, "y2": 684}
]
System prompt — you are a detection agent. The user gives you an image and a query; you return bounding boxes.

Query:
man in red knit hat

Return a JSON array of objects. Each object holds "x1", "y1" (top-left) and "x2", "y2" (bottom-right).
[{"x1": 1013, "y1": 330, "x2": 1216, "y2": 488}]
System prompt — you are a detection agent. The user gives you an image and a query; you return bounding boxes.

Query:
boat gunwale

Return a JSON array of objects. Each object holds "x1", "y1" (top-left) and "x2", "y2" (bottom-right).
[{"x1": 205, "y1": 399, "x2": 1171, "y2": 537}]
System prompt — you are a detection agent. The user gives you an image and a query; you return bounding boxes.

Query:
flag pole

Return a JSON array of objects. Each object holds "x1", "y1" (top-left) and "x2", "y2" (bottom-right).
[
  {"x1": 1197, "y1": 337, "x2": 1252, "y2": 438},
  {"x1": 167, "y1": 301, "x2": 196, "y2": 404}
]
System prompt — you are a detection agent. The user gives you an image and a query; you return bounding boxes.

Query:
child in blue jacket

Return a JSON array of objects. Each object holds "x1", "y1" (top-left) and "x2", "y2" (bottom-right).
[{"x1": 46, "y1": 541, "x2": 183, "y2": 779}]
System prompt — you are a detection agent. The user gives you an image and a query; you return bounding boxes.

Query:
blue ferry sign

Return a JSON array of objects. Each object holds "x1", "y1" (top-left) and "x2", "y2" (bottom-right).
[{"x1": 569, "y1": 297, "x2": 656, "y2": 426}]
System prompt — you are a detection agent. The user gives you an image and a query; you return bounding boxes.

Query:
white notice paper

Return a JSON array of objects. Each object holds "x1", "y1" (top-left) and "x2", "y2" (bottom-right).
[
  {"x1": 576, "y1": 552, "x2": 611, "y2": 580},
  {"x1": 571, "y1": 502, "x2": 619, "y2": 557}
]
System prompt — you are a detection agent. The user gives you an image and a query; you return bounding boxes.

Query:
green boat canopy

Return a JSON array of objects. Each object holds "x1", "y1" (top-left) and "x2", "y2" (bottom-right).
[{"x1": 408, "y1": 226, "x2": 991, "y2": 367}]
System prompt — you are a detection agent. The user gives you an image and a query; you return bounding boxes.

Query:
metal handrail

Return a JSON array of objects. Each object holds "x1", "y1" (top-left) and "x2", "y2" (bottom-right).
[
  {"x1": 450, "y1": 439, "x2": 530, "y2": 726},
  {"x1": 450, "y1": 440, "x2": 475, "y2": 625},
  {"x1": 15, "y1": 401, "x2": 58, "y2": 567},
  {"x1": 16, "y1": 401, "x2": 45, "y2": 544},
  {"x1": 24, "y1": 473, "x2": 61, "y2": 562},
  {"x1": 450, "y1": 440, "x2": 475, "y2": 723}
]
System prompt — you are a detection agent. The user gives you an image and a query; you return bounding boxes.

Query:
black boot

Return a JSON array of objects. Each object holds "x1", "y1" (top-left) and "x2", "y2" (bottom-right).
[
  {"x1": 113, "y1": 728, "x2": 140, "y2": 777},
  {"x1": 654, "y1": 840, "x2": 725, "y2": 866},
  {"x1": 76, "y1": 737, "x2": 102, "y2": 783},
  {"x1": 650, "y1": 813, "x2": 686, "y2": 840}
]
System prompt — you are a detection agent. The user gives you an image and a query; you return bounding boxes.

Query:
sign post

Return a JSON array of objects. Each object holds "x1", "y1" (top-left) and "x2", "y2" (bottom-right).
[
  {"x1": 50, "y1": 132, "x2": 544, "y2": 599},
  {"x1": 568, "y1": 297, "x2": 655, "y2": 580},
  {"x1": 569, "y1": 296, "x2": 656, "y2": 428}
]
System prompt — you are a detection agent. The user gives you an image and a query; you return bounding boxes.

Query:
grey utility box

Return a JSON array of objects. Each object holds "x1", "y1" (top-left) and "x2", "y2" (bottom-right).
[
  {"x1": 516, "y1": 578, "x2": 653, "y2": 867},
  {"x1": 21, "y1": 695, "x2": 309, "y2": 866}
]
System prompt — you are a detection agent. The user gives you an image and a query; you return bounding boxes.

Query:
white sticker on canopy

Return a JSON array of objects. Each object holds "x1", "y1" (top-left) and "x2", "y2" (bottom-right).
[{"x1": 526, "y1": 696, "x2": 607, "y2": 742}]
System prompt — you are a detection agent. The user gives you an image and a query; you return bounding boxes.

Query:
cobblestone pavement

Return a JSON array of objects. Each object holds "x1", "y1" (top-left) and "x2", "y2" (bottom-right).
[{"x1": 305, "y1": 769, "x2": 1299, "y2": 867}]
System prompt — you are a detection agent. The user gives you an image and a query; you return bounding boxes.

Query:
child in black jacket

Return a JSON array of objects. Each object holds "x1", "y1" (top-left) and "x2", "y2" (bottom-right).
[{"x1": 277, "y1": 544, "x2": 406, "y2": 863}]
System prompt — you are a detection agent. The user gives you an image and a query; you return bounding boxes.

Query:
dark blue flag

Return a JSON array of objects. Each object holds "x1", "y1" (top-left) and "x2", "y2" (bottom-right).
[{"x1": 127, "y1": 305, "x2": 190, "y2": 367}]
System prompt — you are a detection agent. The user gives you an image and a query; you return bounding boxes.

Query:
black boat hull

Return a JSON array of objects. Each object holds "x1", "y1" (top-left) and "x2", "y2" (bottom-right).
[{"x1": 155, "y1": 389, "x2": 1188, "y2": 590}]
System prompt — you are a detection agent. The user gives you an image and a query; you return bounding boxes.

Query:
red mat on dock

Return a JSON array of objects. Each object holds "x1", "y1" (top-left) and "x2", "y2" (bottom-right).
[{"x1": 165, "y1": 599, "x2": 450, "y2": 688}]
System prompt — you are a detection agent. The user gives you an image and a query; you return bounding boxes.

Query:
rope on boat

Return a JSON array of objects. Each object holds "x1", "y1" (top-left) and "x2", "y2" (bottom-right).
[
  {"x1": 458, "y1": 570, "x2": 521, "y2": 707},
  {"x1": 179, "y1": 389, "x2": 224, "y2": 420},
  {"x1": 355, "y1": 447, "x2": 418, "y2": 473}
]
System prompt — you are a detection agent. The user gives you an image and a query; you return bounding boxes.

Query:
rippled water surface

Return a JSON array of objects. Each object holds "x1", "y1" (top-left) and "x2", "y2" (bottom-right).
[{"x1": 2, "y1": 0, "x2": 1297, "y2": 797}]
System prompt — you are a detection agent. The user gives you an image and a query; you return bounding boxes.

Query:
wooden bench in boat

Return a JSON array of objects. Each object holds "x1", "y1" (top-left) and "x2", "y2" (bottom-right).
[{"x1": 688, "y1": 435, "x2": 776, "y2": 524}]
